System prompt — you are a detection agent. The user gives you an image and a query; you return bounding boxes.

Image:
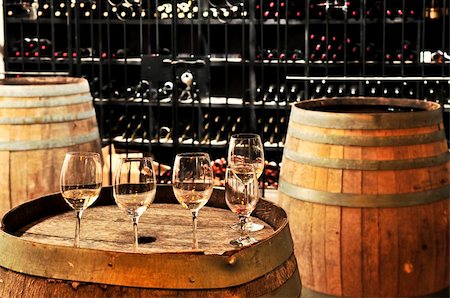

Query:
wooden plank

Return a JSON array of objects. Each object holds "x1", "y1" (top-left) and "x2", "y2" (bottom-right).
[
  {"x1": 377, "y1": 138, "x2": 399, "y2": 296},
  {"x1": 311, "y1": 202, "x2": 326, "y2": 293},
  {"x1": 433, "y1": 199, "x2": 450, "y2": 290},
  {"x1": 9, "y1": 151, "x2": 29, "y2": 209},
  {"x1": 325, "y1": 143, "x2": 343, "y2": 295},
  {"x1": 0, "y1": 151, "x2": 11, "y2": 217},
  {"x1": 379, "y1": 208, "x2": 399, "y2": 297},
  {"x1": 324, "y1": 206, "x2": 342, "y2": 295},
  {"x1": 20, "y1": 204, "x2": 273, "y2": 254},
  {"x1": 296, "y1": 199, "x2": 314, "y2": 289},
  {"x1": 397, "y1": 205, "x2": 420, "y2": 297},
  {"x1": 361, "y1": 141, "x2": 380, "y2": 296},
  {"x1": 341, "y1": 131, "x2": 362, "y2": 297},
  {"x1": 416, "y1": 202, "x2": 437, "y2": 295},
  {"x1": 314, "y1": 143, "x2": 330, "y2": 191},
  {"x1": 361, "y1": 208, "x2": 380, "y2": 297},
  {"x1": 341, "y1": 207, "x2": 362, "y2": 297}
]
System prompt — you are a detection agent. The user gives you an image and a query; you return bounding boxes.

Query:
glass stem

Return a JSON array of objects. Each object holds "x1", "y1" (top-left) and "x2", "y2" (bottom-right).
[
  {"x1": 74, "y1": 210, "x2": 83, "y2": 248},
  {"x1": 239, "y1": 215, "x2": 248, "y2": 239},
  {"x1": 192, "y1": 210, "x2": 199, "y2": 249},
  {"x1": 133, "y1": 217, "x2": 139, "y2": 252}
]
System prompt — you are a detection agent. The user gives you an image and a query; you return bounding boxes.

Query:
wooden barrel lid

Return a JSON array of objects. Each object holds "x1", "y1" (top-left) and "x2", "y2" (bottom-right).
[{"x1": 0, "y1": 186, "x2": 297, "y2": 290}]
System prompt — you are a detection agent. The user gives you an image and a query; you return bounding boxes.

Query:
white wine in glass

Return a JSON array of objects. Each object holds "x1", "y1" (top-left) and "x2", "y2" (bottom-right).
[
  {"x1": 172, "y1": 152, "x2": 214, "y2": 249},
  {"x1": 225, "y1": 167, "x2": 260, "y2": 247},
  {"x1": 227, "y1": 133, "x2": 265, "y2": 232},
  {"x1": 113, "y1": 157, "x2": 157, "y2": 252},
  {"x1": 60, "y1": 151, "x2": 103, "y2": 248}
]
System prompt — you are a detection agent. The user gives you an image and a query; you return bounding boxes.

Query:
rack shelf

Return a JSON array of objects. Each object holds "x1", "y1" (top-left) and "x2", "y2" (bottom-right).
[{"x1": 4, "y1": 0, "x2": 449, "y2": 183}]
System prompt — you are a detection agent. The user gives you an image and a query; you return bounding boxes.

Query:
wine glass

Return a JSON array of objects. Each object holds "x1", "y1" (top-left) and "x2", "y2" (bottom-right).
[
  {"x1": 113, "y1": 157, "x2": 157, "y2": 252},
  {"x1": 225, "y1": 167, "x2": 260, "y2": 247},
  {"x1": 227, "y1": 133, "x2": 265, "y2": 232},
  {"x1": 60, "y1": 152, "x2": 103, "y2": 248},
  {"x1": 172, "y1": 152, "x2": 214, "y2": 249}
]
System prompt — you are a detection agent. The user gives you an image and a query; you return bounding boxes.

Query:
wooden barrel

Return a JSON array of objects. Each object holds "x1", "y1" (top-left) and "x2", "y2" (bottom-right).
[
  {"x1": 0, "y1": 185, "x2": 301, "y2": 297},
  {"x1": 0, "y1": 77, "x2": 102, "y2": 217},
  {"x1": 277, "y1": 97, "x2": 449, "y2": 297}
]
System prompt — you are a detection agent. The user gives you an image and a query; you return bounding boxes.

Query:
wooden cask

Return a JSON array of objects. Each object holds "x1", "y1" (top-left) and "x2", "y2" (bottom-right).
[
  {"x1": 0, "y1": 186, "x2": 302, "y2": 297},
  {"x1": 0, "y1": 77, "x2": 102, "y2": 217},
  {"x1": 277, "y1": 97, "x2": 449, "y2": 297}
]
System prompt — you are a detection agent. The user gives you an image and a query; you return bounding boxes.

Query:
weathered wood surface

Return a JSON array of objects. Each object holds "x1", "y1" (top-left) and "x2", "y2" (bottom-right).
[
  {"x1": 19, "y1": 204, "x2": 273, "y2": 254},
  {"x1": 0, "y1": 186, "x2": 302, "y2": 297},
  {"x1": 278, "y1": 97, "x2": 449, "y2": 297},
  {"x1": 0, "y1": 77, "x2": 102, "y2": 218}
]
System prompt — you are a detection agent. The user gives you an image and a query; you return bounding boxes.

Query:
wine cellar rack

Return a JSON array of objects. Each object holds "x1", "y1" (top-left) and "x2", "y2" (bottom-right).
[{"x1": 3, "y1": 0, "x2": 449, "y2": 187}]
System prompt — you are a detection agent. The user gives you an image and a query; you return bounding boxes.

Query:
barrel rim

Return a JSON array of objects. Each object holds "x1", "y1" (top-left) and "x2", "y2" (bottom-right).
[
  {"x1": 0, "y1": 76, "x2": 90, "y2": 97},
  {"x1": 0, "y1": 185, "x2": 295, "y2": 290},
  {"x1": 291, "y1": 97, "x2": 443, "y2": 129},
  {"x1": 0, "y1": 76, "x2": 85, "y2": 86},
  {"x1": 294, "y1": 97, "x2": 441, "y2": 112}
]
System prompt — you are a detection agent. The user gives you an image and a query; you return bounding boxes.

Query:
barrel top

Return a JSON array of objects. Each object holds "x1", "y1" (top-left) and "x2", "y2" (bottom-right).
[
  {"x1": 291, "y1": 97, "x2": 443, "y2": 129},
  {"x1": 0, "y1": 185, "x2": 293, "y2": 289},
  {"x1": 0, "y1": 76, "x2": 90, "y2": 97},
  {"x1": 295, "y1": 97, "x2": 441, "y2": 112}
]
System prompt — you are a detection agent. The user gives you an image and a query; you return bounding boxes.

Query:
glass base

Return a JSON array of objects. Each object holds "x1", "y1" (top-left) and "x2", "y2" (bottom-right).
[
  {"x1": 230, "y1": 220, "x2": 264, "y2": 232},
  {"x1": 230, "y1": 236, "x2": 258, "y2": 247}
]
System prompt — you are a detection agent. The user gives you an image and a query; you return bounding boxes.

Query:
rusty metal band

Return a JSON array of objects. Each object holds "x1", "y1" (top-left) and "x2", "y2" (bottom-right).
[
  {"x1": 278, "y1": 178, "x2": 449, "y2": 208},
  {"x1": 290, "y1": 106, "x2": 443, "y2": 129},
  {"x1": 261, "y1": 267, "x2": 302, "y2": 298},
  {"x1": 0, "y1": 109, "x2": 96, "y2": 125},
  {"x1": 300, "y1": 287, "x2": 450, "y2": 298},
  {"x1": 287, "y1": 126, "x2": 446, "y2": 146},
  {"x1": 300, "y1": 287, "x2": 338, "y2": 298},
  {"x1": 0, "y1": 78, "x2": 89, "y2": 97},
  {"x1": 283, "y1": 148, "x2": 449, "y2": 171},
  {"x1": 0, "y1": 219, "x2": 294, "y2": 289},
  {"x1": 0, "y1": 130, "x2": 100, "y2": 151},
  {"x1": 0, "y1": 93, "x2": 92, "y2": 108}
]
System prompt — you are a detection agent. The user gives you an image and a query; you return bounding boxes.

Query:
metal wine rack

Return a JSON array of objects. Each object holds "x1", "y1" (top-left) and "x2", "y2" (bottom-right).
[{"x1": 3, "y1": 0, "x2": 449, "y2": 186}]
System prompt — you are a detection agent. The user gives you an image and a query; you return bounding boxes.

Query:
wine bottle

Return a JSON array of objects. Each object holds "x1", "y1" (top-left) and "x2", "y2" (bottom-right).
[
  {"x1": 6, "y1": 3, "x2": 33, "y2": 18},
  {"x1": 365, "y1": 3, "x2": 382, "y2": 19},
  {"x1": 290, "y1": 1, "x2": 304, "y2": 19},
  {"x1": 180, "y1": 123, "x2": 196, "y2": 143},
  {"x1": 325, "y1": 84, "x2": 335, "y2": 97},
  {"x1": 337, "y1": 84, "x2": 346, "y2": 96},
  {"x1": 277, "y1": 84, "x2": 287, "y2": 102},
  {"x1": 365, "y1": 42, "x2": 380, "y2": 61},
  {"x1": 347, "y1": 43, "x2": 360, "y2": 61},
  {"x1": 348, "y1": 6, "x2": 360, "y2": 20},
  {"x1": 36, "y1": 1, "x2": 51, "y2": 18},
  {"x1": 311, "y1": 82, "x2": 325, "y2": 98},
  {"x1": 328, "y1": 2, "x2": 346, "y2": 20},
  {"x1": 369, "y1": 81, "x2": 381, "y2": 96},
  {"x1": 214, "y1": 121, "x2": 229, "y2": 143},
  {"x1": 348, "y1": 84, "x2": 359, "y2": 96},
  {"x1": 255, "y1": 86, "x2": 263, "y2": 103},
  {"x1": 267, "y1": 49, "x2": 279, "y2": 60},
  {"x1": 291, "y1": 49, "x2": 304, "y2": 61},
  {"x1": 393, "y1": 86, "x2": 402, "y2": 97},
  {"x1": 309, "y1": 2, "x2": 326, "y2": 19},
  {"x1": 263, "y1": 85, "x2": 276, "y2": 102},
  {"x1": 287, "y1": 84, "x2": 300, "y2": 102},
  {"x1": 263, "y1": 117, "x2": 274, "y2": 141},
  {"x1": 116, "y1": 3, "x2": 136, "y2": 20},
  {"x1": 231, "y1": 116, "x2": 243, "y2": 134}
]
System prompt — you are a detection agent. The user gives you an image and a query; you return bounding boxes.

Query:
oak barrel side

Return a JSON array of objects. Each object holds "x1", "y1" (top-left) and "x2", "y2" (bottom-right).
[
  {"x1": 278, "y1": 97, "x2": 449, "y2": 297},
  {"x1": 0, "y1": 77, "x2": 102, "y2": 217}
]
